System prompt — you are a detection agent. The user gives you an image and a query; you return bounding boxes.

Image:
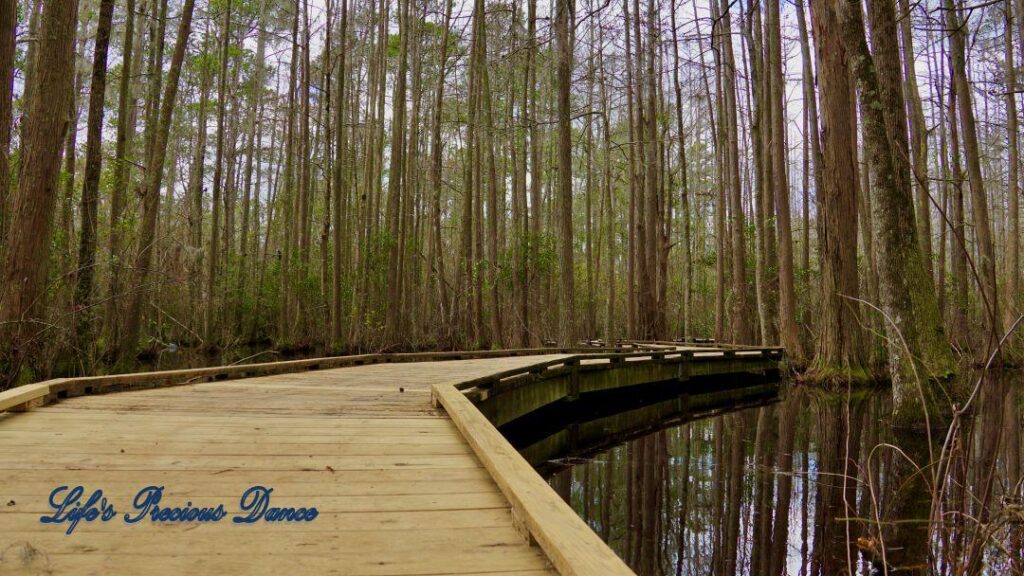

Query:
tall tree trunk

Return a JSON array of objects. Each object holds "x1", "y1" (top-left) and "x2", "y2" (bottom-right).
[
  {"x1": 711, "y1": 0, "x2": 727, "y2": 343},
  {"x1": 240, "y1": 0, "x2": 269, "y2": 301},
  {"x1": 205, "y1": 0, "x2": 232, "y2": 341},
  {"x1": 670, "y1": 0, "x2": 691, "y2": 341},
  {"x1": 333, "y1": 0, "x2": 350, "y2": 346},
  {"x1": 118, "y1": 0, "x2": 197, "y2": 360},
  {"x1": 898, "y1": 0, "x2": 934, "y2": 284},
  {"x1": 279, "y1": 0, "x2": 300, "y2": 344},
  {"x1": 18, "y1": 0, "x2": 42, "y2": 171},
  {"x1": 187, "y1": 41, "x2": 211, "y2": 327},
  {"x1": 526, "y1": 0, "x2": 542, "y2": 346},
  {"x1": 720, "y1": 0, "x2": 750, "y2": 344},
  {"x1": 597, "y1": 26, "x2": 615, "y2": 342},
  {"x1": 746, "y1": 2, "x2": 766, "y2": 345},
  {"x1": 584, "y1": 20, "x2": 596, "y2": 339},
  {"x1": 555, "y1": 0, "x2": 575, "y2": 345},
  {"x1": 298, "y1": 0, "x2": 312, "y2": 274},
  {"x1": 767, "y1": 0, "x2": 803, "y2": 359},
  {"x1": 641, "y1": 0, "x2": 662, "y2": 339},
  {"x1": 427, "y1": 0, "x2": 452, "y2": 343},
  {"x1": 809, "y1": 0, "x2": 865, "y2": 378},
  {"x1": 294, "y1": 0, "x2": 312, "y2": 339},
  {"x1": 796, "y1": 0, "x2": 822, "y2": 221},
  {"x1": 105, "y1": 0, "x2": 137, "y2": 349},
  {"x1": 480, "y1": 11, "x2": 501, "y2": 347},
  {"x1": 624, "y1": 0, "x2": 639, "y2": 339},
  {"x1": 946, "y1": 0, "x2": 1000, "y2": 357},
  {"x1": 1003, "y1": 0, "x2": 1020, "y2": 329},
  {"x1": 858, "y1": 108, "x2": 884, "y2": 366},
  {"x1": 757, "y1": 3, "x2": 778, "y2": 347},
  {"x1": 948, "y1": 73, "x2": 969, "y2": 342},
  {"x1": 73, "y1": 0, "x2": 115, "y2": 347},
  {"x1": 833, "y1": 0, "x2": 956, "y2": 424},
  {"x1": 460, "y1": 0, "x2": 481, "y2": 345},
  {"x1": 796, "y1": 0, "x2": 822, "y2": 344},
  {"x1": 385, "y1": 0, "x2": 410, "y2": 340},
  {"x1": 0, "y1": 0, "x2": 78, "y2": 382},
  {"x1": 0, "y1": 0, "x2": 14, "y2": 257},
  {"x1": 60, "y1": 60, "x2": 82, "y2": 278}
]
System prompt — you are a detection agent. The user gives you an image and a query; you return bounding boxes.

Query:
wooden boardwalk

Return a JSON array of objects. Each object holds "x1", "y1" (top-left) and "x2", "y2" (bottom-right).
[{"x1": 0, "y1": 346, "x2": 781, "y2": 575}]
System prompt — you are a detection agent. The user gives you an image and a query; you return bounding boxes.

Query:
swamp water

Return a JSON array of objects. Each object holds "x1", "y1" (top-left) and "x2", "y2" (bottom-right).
[{"x1": 501, "y1": 372, "x2": 1024, "y2": 575}]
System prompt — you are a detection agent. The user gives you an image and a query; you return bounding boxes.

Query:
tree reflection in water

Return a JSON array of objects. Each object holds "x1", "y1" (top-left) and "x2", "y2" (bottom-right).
[{"x1": 528, "y1": 373, "x2": 1024, "y2": 575}]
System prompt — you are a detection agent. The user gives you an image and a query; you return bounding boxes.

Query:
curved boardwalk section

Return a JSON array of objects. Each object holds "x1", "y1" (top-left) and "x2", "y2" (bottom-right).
[
  {"x1": 0, "y1": 356, "x2": 570, "y2": 576},
  {"x1": 0, "y1": 346, "x2": 780, "y2": 575}
]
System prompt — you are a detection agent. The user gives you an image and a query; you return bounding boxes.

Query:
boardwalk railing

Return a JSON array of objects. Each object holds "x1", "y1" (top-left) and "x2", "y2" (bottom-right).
[
  {"x1": 433, "y1": 382, "x2": 636, "y2": 575},
  {"x1": 433, "y1": 344, "x2": 784, "y2": 576},
  {"x1": 0, "y1": 345, "x2": 655, "y2": 414},
  {"x1": 455, "y1": 346, "x2": 784, "y2": 400}
]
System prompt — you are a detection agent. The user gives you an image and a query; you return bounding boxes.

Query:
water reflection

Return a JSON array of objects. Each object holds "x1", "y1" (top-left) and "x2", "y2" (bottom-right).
[{"x1": 526, "y1": 372, "x2": 1024, "y2": 575}]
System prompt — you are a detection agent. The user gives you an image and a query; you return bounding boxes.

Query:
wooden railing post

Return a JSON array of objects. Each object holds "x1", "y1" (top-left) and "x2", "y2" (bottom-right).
[{"x1": 566, "y1": 358, "x2": 580, "y2": 400}]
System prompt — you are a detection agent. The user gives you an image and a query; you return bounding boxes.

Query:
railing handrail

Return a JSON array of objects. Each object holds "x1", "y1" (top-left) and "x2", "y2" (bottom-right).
[
  {"x1": 454, "y1": 346, "x2": 785, "y2": 394},
  {"x1": 0, "y1": 345, "x2": 662, "y2": 413},
  {"x1": 0, "y1": 343, "x2": 783, "y2": 414}
]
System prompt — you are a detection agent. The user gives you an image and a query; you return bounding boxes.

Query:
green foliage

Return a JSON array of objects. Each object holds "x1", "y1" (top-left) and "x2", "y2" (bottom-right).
[
  {"x1": 698, "y1": 249, "x2": 718, "y2": 269},
  {"x1": 190, "y1": 51, "x2": 218, "y2": 77},
  {"x1": 227, "y1": 44, "x2": 245, "y2": 62},
  {"x1": 493, "y1": 230, "x2": 558, "y2": 289},
  {"x1": 387, "y1": 33, "x2": 401, "y2": 59}
]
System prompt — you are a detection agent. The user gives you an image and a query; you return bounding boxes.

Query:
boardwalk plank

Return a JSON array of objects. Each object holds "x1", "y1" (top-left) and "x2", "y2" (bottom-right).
[{"x1": 0, "y1": 357, "x2": 565, "y2": 576}]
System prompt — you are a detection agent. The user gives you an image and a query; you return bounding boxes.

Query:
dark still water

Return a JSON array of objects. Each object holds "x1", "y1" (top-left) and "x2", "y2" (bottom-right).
[{"x1": 506, "y1": 372, "x2": 1024, "y2": 575}]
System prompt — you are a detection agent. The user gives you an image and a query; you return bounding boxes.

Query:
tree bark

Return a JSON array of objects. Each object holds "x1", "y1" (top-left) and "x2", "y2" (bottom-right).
[
  {"x1": 118, "y1": 0, "x2": 197, "y2": 360},
  {"x1": 526, "y1": 0, "x2": 542, "y2": 346},
  {"x1": 0, "y1": 0, "x2": 78, "y2": 383},
  {"x1": 898, "y1": 0, "x2": 934, "y2": 284},
  {"x1": 809, "y1": 0, "x2": 865, "y2": 379},
  {"x1": 333, "y1": 0, "x2": 350, "y2": 346},
  {"x1": 670, "y1": 0, "x2": 691, "y2": 341},
  {"x1": 73, "y1": 0, "x2": 116, "y2": 346},
  {"x1": 204, "y1": 0, "x2": 232, "y2": 341},
  {"x1": 767, "y1": 0, "x2": 803, "y2": 359},
  {"x1": 948, "y1": 73, "x2": 969, "y2": 342},
  {"x1": 555, "y1": 0, "x2": 575, "y2": 345},
  {"x1": 833, "y1": 0, "x2": 956, "y2": 424},
  {"x1": 945, "y1": 0, "x2": 1000, "y2": 357},
  {"x1": 1003, "y1": 0, "x2": 1020, "y2": 329},
  {"x1": 385, "y1": 0, "x2": 410, "y2": 340},
  {"x1": 720, "y1": 0, "x2": 750, "y2": 345},
  {"x1": 0, "y1": 0, "x2": 14, "y2": 257},
  {"x1": 105, "y1": 0, "x2": 137, "y2": 349}
]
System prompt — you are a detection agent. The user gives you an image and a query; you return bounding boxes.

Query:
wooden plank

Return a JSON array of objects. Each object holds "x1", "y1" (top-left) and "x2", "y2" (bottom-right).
[
  {"x1": 0, "y1": 429, "x2": 469, "y2": 444},
  {"x1": 0, "y1": 430, "x2": 466, "y2": 443},
  {"x1": 0, "y1": 530, "x2": 552, "y2": 576},
  {"x1": 21, "y1": 351, "x2": 575, "y2": 407},
  {"x1": 0, "y1": 453, "x2": 484, "y2": 471},
  {"x1": 2, "y1": 492, "x2": 509, "y2": 514},
  {"x1": 0, "y1": 477, "x2": 496, "y2": 497},
  {"x1": 0, "y1": 467, "x2": 492, "y2": 485},
  {"x1": 0, "y1": 508, "x2": 522, "y2": 532},
  {"x1": 0, "y1": 439, "x2": 474, "y2": 456},
  {"x1": 432, "y1": 383, "x2": 633, "y2": 576},
  {"x1": 0, "y1": 382, "x2": 50, "y2": 411},
  {"x1": 0, "y1": 412, "x2": 462, "y2": 428},
  {"x1": 0, "y1": 554, "x2": 553, "y2": 576}
]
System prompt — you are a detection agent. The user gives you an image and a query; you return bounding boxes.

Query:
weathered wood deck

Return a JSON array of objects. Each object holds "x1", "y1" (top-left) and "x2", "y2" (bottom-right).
[{"x1": 0, "y1": 345, "x2": 782, "y2": 575}]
